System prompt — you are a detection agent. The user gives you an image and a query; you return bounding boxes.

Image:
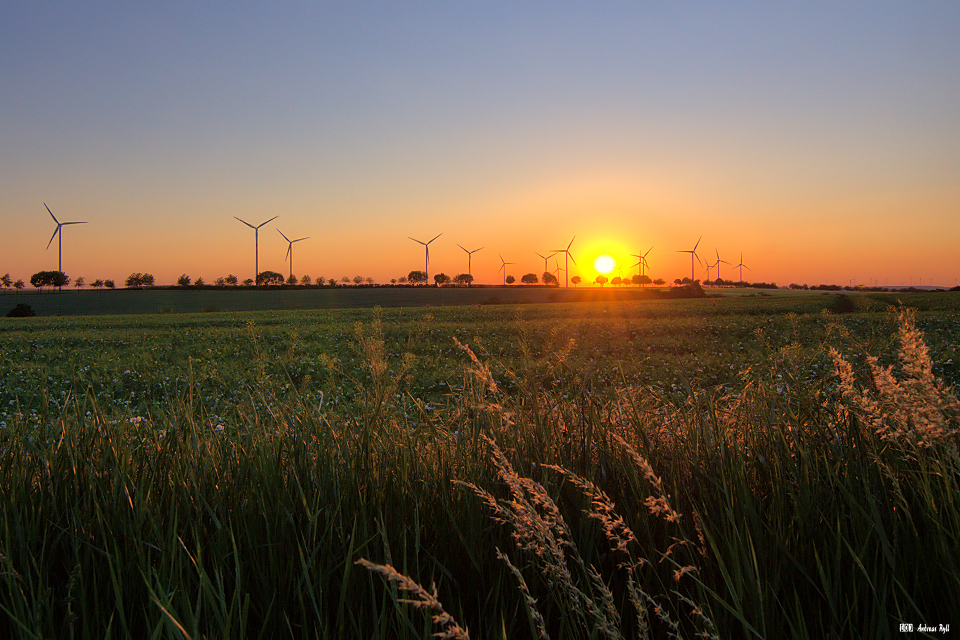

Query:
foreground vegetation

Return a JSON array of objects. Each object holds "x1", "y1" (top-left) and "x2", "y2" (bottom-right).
[{"x1": 0, "y1": 293, "x2": 958, "y2": 638}]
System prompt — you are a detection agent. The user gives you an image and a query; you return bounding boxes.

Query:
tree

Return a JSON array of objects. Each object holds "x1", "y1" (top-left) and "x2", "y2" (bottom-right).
[
  {"x1": 674, "y1": 278, "x2": 683, "y2": 286},
  {"x1": 31, "y1": 271, "x2": 68, "y2": 292},
  {"x1": 327, "y1": 278, "x2": 337, "y2": 287},
  {"x1": 73, "y1": 276, "x2": 85, "y2": 291},
  {"x1": 611, "y1": 276, "x2": 622, "y2": 286},
  {"x1": 353, "y1": 275, "x2": 364, "y2": 285},
  {"x1": 521, "y1": 273, "x2": 539, "y2": 284},
  {"x1": 214, "y1": 277, "x2": 226, "y2": 286},
  {"x1": 91, "y1": 279, "x2": 104, "y2": 290},
  {"x1": 314, "y1": 275, "x2": 325, "y2": 286},
  {"x1": 287, "y1": 274, "x2": 299, "y2": 285},
  {"x1": 300, "y1": 275, "x2": 312, "y2": 286},
  {"x1": 243, "y1": 278, "x2": 254, "y2": 286},
  {"x1": 141, "y1": 273, "x2": 155, "y2": 287},
  {"x1": 0, "y1": 274, "x2": 11, "y2": 290},
  {"x1": 225, "y1": 274, "x2": 239, "y2": 286},
  {"x1": 365, "y1": 277, "x2": 375, "y2": 285},
  {"x1": 653, "y1": 278, "x2": 665, "y2": 286},
  {"x1": 177, "y1": 274, "x2": 192, "y2": 287},
  {"x1": 398, "y1": 276, "x2": 408, "y2": 284},
  {"x1": 104, "y1": 280, "x2": 115, "y2": 289},
  {"x1": 257, "y1": 271, "x2": 284, "y2": 286},
  {"x1": 595, "y1": 275, "x2": 608, "y2": 287},
  {"x1": 505, "y1": 275, "x2": 515, "y2": 285},
  {"x1": 434, "y1": 273, "x2": 450, "y2": 286},
  {"x1": 453, "y1": 273, "x2": 474, "y2": 286},
  {"x1": 14, "y1": 279, "x2": 25, "y2": 292},
  {"x1": 571, "y1": 276, "x2": 581, "y2": 287},
  {"x1": 126, "y1": 273, "x2": 144, "y2": 288},
  {"x1": 390, "y1": 278, "x2": 397, "y2": 285},
  {"x1": 408, "y1": 270, "x2": 427, "y2": 285},
  {"x1": 195, "y1": 276, "x2": 205, "y2": 286},
  {"x1": 542, "y1": 272, "x2": 558, "y2": 286}
]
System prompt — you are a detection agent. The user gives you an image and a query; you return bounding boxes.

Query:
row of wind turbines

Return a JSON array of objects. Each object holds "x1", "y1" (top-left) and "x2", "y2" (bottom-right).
[{"x1": 41, "y1": 204, "x2": 751, "y2": 287}]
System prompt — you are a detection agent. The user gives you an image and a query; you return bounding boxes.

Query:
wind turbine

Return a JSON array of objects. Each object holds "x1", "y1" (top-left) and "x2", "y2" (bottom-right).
[
  {"x1": 409, "y1": 233, "x2": 442, "y2": 284},
  {"x1": 551, "y1": 236, "x2": 577, "y2": 288},
  {"x1": 714, "y1": 248, "x2": 731, "y2": 283},
  {"x1": 535, "y1": 251, "x2": 557, "y2": 274},
  {"x1": 677, "y1": 236, "x2": 702, "y2": 283},
  {"x1": 277, "y1": 229, "x2": 309, "y2": 280},
  {"x1": 457, "y1": 244, "x2": 483, "y2": 277},
  {"x1": 631, "y1": 246, "x2": 653, "y2": 277},
  {"x1": 498, "y1": 254, "x2": 515, "y2": 285},
  {"x1": 44, "y1": 203, "x2": 87, "y2": 278},
  {"x1": 733, "y1": 252, "x2": 751, "y2": 283},
  {"x1": 236, "y1": 216, "x2": 278, "y2": 284}
]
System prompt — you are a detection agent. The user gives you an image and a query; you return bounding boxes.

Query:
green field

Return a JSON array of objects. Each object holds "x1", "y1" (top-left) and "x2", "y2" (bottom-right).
[{"x1": 1, "y1": 292, "x2": 958, "y2": 638}]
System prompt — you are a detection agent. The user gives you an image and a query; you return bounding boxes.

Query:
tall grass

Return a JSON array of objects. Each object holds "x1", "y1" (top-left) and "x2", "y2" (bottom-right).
[{"x1": 0, "y1": 306, "x2": 957, "y2": 638}]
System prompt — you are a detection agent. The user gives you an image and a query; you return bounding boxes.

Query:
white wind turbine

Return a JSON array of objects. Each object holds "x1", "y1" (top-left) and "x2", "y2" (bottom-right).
[
  {"x1": 733, "y1": 252, "x2": 751, "y2": 284},
  {"x1": 498, "y1": 254, "x2": 515, "y2": 285},
  {"x1": 457, "y1": 244, "x2": 483, "y2": 278},
  {"x1": 236, "y1": 216, "x2": 278, "y2": 284},
  {"x1": 677, "y1": 236, "x2": 702, "y2": 283},
  {"x1": 551, "y1": 236, "x2": 577, "y2": 288},
  {"x1": 409, "y1": 233, "x2": 442, "y2": 284},
  {"x1": 277, "y1": 229, "x2": 309, "y2": 281},
  {"x1": 714, "y1": 248, "x2": 731, "y2": 284},
  {"x1": 44, "y1": 203, "x2": 88, "y2": 279}
]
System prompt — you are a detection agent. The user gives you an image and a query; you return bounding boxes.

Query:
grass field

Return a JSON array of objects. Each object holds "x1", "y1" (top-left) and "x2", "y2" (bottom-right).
[{"x1": 1, "y1": 291, "x2": 958, "y2": 638}]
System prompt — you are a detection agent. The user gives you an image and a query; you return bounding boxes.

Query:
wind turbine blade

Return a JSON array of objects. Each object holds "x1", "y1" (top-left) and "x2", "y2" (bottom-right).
[
  {"x1": 256, "y1": 216, "x2": 279, "y2": 229},
  {"x1": 286, "y1": 246, "x2": 292, "y2": 260},
  {"x1": 693, "y1": 236, "x2": 701, "y2": 251},
  {"x1": 428, "y1": 233, "x2": 442, "y2": 244},
  {"x1": 458, "y1": 244, "x2": 467, "y2": 253},
  {"x1": 46, "y1": 227, "x2": 60, "y2": 249},
  {"x1": 409, "y1": 237, "x2": 426, "y2": 245},
  {"x1": 62, "y1": 221, "x2": 87, "y2": 225},
  {"x1": 44, "y1": 203, "x2": 59, "y2": 224},
  {"x1": 278, "y1": 229, "x2": 291, "y2": 242},
  {"x1": 235, "y1": 217, "x2": 256, "y2": 229},
  {"x1": 569, "y1": 254, "x2": 577, "y2": 266},
  {"x1": 644, "y1": 247, "x2": 653, "y2": 257},
  {"x1": 293, "y1": 237, "x2": 308, "y2": 243}
]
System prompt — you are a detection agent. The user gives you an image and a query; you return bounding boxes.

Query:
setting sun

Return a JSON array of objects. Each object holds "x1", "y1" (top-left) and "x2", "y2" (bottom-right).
[{"x1": 594, "y1": 254, "x2": 616, "y2": 275}]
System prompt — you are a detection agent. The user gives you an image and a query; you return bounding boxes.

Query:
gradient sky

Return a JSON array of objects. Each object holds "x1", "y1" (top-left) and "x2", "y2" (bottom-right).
[{"x1": 3, "y1": 2, "x2": 959, "y2": 288}]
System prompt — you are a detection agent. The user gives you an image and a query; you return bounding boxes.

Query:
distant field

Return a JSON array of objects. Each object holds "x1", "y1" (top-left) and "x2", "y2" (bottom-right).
[{"x1": 3, "y1": 284, "x2": 949, "y2": 317}]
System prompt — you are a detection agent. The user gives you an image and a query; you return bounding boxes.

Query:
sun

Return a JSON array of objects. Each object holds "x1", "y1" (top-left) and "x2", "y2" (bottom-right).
[{"x1": 593, "y1": 254, "x2": 616, "y2": 275}]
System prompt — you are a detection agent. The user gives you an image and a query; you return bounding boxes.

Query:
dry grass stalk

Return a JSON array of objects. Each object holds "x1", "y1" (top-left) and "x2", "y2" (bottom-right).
[{"x1": 354, "y1": 558, "x2": 469, "y2": 640}]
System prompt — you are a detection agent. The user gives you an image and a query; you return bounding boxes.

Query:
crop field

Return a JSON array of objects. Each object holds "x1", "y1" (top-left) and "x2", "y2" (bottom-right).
[{"x1": 0, "y1": 291, "x2": 958, "y2": 638}]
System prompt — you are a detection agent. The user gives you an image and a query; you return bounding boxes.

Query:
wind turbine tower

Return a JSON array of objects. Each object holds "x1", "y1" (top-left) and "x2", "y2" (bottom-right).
[
  {"x1": 409, "y1": 233, "x2": 442, "y2": 284},
  {"x1": 498, "y1": 254, "x2": 515, "y2": 285},
  {"x1": 457, "y1": 244, "x2": 483, "y2": 277},
  {"x1": 236, "y1": 216, "x2": 279, "y2": 284},
  {"x1": 277, "y1": 229, "x2": 309, "y2": 280},
  {"x1": 677, "y1": 237, "x2": 702, "y2": 283},
  {"x1": 551, "y1": 236, "x2": 577, "y2": 288},
  {"x1": 44, "y1": 203, "x2": 88, "y2": 276}
]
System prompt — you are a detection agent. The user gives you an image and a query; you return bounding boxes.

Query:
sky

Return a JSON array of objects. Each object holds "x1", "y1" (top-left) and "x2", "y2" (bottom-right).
[{"x1": 2, "y1": 2, "x2": 959, "y2": 288}]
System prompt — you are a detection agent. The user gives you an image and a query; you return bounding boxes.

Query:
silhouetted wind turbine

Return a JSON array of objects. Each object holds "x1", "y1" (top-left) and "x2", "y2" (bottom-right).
[
  {"x1": 551, "y1": 236, "x2": 577, "y2": 288},
  {"x1": 277, "y1": 229, "x2": 309, "y2": 280},
  {"x1": 44, "y1": 203, "x2": 87, "y2": 277},
  {"x1": 457, "y1": 244, "x2": 482, "y2": 277},
  {"x1": 733, "y1": 252, "x2": 751, "y2": 283},
  {"x1": 409, "y1": 233, "x2": 442, "y2": 284},
  {"x1": 677, "y1": 236, "x2": 702, "y2": 283},
  {"x1": 236, "y1": 216, "x2": 278, "y2": 284},
  {"x1": 714, "y1": 248, "x2": 731, "y2": 283},
  {"x1": 631, "y1": 246, "x2": 653, "y2": 277},
  {"x1": 498, "y1": 254, "x2": 515, "y2": 285},
  {"x1": 535, "y1": 251, "x2": 557, "y2": 274}
]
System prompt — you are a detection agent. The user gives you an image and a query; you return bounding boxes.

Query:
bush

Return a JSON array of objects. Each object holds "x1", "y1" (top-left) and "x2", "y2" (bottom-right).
[{"x1": 5, "y1": 303, "x2": 36, "y2": 317}]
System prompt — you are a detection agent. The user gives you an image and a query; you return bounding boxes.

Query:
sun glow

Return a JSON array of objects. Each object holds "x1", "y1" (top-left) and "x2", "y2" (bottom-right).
[{"x1": 594, "y1": 254, "x2": 616, "y2": 275}]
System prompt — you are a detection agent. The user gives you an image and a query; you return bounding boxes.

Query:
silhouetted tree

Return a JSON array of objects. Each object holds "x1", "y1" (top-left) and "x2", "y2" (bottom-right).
[
  {"x1": 31, "y1": 271, "x2": 69, "y2": 292},
  {"x1": 177, "y1": 274, "x2": 191, "y2": 287},
  {"x1": 365, "y1": 277, "x2": 375, "y2": 285},
  {"x1": 398, "y1": 276, "x2": 408, "y2": 284},
  {"x1": 521, "y1": 273, "x2": 538, "y2": 284},
  {"x1": 91, "y1": 279, "x2": 104, "y2": 290},
  {"x1": 0, "y1": 274, "x2": 11, "y2": 290},
  {"x1": 327, "y1": 278, "x2": 337, "y2": 287},
  {"x1": 243, "y1": 278, "x2": 254, "y2": 286},
  {"x1": 653, "y1": 278, "x2": 665, "y2": 286},
  {"x1": 257, "y1": 271, "x2": 284, "y2": 286},
  {"x1": 287, "y1": 274, "x2": 298, "y2": 285},
  {"x1": 195, "y1": 276, "x2": 205, "y2": 286},
  {"x1": 314, "y1": 276, "x2": 325, "y2": 286},
  {"x1": 225, "y1": 274, "x2": 239, "y2": 286},
  {"x1": 300, "y1": 275, "x2": 312, "y2": 286},
  {"x1": 104, "y1": 280, "x2": 115, "y2": 289},
  {"x1": 73, "y1": 277, "x2": 85, "y2": 291},
  {"x1": 505, "y1": 275, "x2": 515, "y2": 285},
  {"x1": 571, "y1": 276, "x2": 581, "y2": 287},
  {"x1": 13, "y1": 279, "x2": 25, "y2": 291},
  {"x1": 6, "y1": 303, "x2": 35, "y2": 317},
  {"x1": 353, "y1": 275, "x2": 364, "y2": 285},
  {"x1": 453, "y1": 273, "x2": 474, "y2": 286},
  {"x1": 611, "y1": 276, "x2": 622, "y2": 286},
  {"x1": 434, "y1": 273, "x2": 450, "y2": 285},
  {"x1": 214, "y1": 277, "x2": 226, "y2": 286},
  {"x1": 408, "y1": 271, "x2": 427, "y2": 285},
  {"x1": 595, "y1": 275, "x2": 608, "y2": 287}
]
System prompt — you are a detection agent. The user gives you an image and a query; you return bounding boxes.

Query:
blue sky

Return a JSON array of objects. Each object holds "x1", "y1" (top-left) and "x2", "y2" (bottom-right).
[{"x1": 3, "y1": 2, "x2": 958, "y2": 286}]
